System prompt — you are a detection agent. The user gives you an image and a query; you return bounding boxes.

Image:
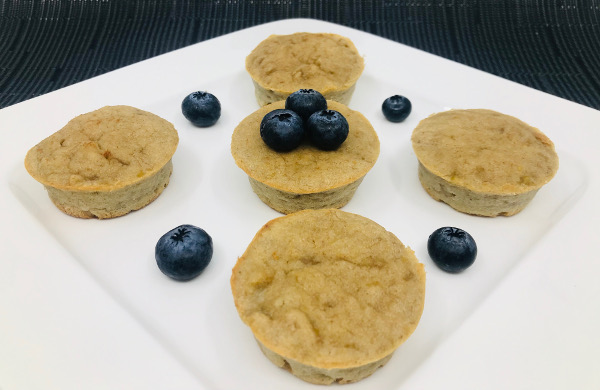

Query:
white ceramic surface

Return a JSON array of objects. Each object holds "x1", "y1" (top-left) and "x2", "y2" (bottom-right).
[{"x1": 1, "y1": 19, "x2": 598, "y2": 390}]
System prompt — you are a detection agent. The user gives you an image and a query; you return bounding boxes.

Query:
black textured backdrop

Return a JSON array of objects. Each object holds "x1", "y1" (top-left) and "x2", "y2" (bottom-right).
[{"x1": 1, "y1": 0, "x2": 599, "y2": 110}]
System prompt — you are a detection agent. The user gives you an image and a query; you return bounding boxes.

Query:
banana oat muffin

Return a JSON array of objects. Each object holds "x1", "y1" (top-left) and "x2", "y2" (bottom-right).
[
  {"x1": 411, "y1": 109, "x2": 559, "y2": 217},
  {"x1": 231, "y1": 209, "x2": 426, "y2": 384},
  {"x1": 246, "y1": 32, "x2": 364, "y2": 106},
  {"x1": 24, "y1": 105, "x2": 179, "y2": 219},
  {"x1": 231, "y1": 100, "x2": 380, "y2": 214}
]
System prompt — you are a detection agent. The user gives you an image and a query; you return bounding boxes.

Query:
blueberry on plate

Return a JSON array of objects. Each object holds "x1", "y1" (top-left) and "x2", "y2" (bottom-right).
[
  {"x1": 427, "y1": 227, "x2": 477, "y2": 273},
  {"x1": 382, "y1": 95, "x2": 412, "y2": 123},
  {"x1": 306, "y1": 109, "x2": 349, "y2": 151},
  {"x1": 285, "y1": 89, "x2": 327, "y2": 121},
  {"x1": 260, "y1": 109, "x2": 304, "y2": 152},
  {"x1": 182, "y1": 91, "x2": 221, "y2": 127},
  {"x1": 155, "y1": 224, "x2": 213, "y2": 281}
]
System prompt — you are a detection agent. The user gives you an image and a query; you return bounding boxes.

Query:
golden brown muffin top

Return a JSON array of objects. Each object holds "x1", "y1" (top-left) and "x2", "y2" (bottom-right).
[
  {"x1": 231, "y1": 209, "x2": 426, "y2": 369},
  {"x1": 231, "y1": 100, "x2": 380, "y2": 193},
  {"x1": 246, "y1": 32, "x2": 364, "y2": 95},
  {"x1": 25, "y1": 105, "x2": 179, "y2": 191},
  {"x1": 411, "y1": 109, "x2": 559, "y2": 194}
]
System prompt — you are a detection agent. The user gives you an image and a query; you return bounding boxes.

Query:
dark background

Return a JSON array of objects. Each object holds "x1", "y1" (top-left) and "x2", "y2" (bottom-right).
[{"x1": 1, "y1": 0, "x2": 599, "y2": 110}]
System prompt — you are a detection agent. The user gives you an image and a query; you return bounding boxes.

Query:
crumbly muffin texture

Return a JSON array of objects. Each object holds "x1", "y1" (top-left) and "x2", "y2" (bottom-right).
[
  {"x1": 411, "y1": 109, "x2": 559, "y2": 216},
  {"x1": 24, "y1": 105, "x2": 179, "y2": 218},
  {"x1": 246, "y1": 32, "x2": 364, "y2": 105},
  {"x1": 231, "y1": 209, "x2": 426, "y2": 384}
]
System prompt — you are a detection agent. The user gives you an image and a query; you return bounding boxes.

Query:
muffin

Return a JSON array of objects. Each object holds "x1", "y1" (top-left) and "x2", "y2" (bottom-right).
[
  {"x1": 411, "y1": 109, "x2": 559, "y2": 217},
  {"x1": 246, "y1": 32, "x2": 364, "y2": 106},
  {"x1": 24, "y1": 105, "x2": 179, "y2": 219},
  {"x1": 231, "y1": 100, "x2": 380, "y2": 214},
  {"x1": 231, "y1": 209, "x2": 426, "y2": 384}
]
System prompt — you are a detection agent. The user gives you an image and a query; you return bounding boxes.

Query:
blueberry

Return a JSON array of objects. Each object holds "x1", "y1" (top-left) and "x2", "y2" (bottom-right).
[
  {"x1": 382, "y1": 95, "x2": 412, "y2": 123},
  {"x1": 182, "y1": 91, "x2": 221, "y2": 127},
  {"x1": 155, "y1": 224, "x2": 213, "y2": 281},
  {"x1": 285, "y1": 89, "x2": 327, "y2": 121},
  {"x1": 306, "y1": 109, "x2": 349, "y2": 151},
  {"x1": 260, "y1": 109, "x2": 304, "y2": 152},
  {"x1": 427, "y1": 227, "x2": 477, "y2": 273}
]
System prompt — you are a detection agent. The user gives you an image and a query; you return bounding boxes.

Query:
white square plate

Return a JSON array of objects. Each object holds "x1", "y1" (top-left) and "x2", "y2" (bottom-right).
[{"x1": 1, "y1": 19, "x2": 599, "y2": 390}]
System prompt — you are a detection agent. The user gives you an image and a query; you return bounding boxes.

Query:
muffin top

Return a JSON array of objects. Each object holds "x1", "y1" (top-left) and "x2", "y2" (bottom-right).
[
  {"x1": 411, "y1": 109, "x2": 559, "y2": 194},
  {"x1": 231, "y1": 209, "x2": 426, "y2": 369},
  {"x1": 25, "y1": 105, "x2": 179, "y2": 191},
  {"x1": 231, "y1": 100, "x2": 380, "y2": 194},
  {"x1": 245, "y1": 32, "x2": 364, "y2": 95}
]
